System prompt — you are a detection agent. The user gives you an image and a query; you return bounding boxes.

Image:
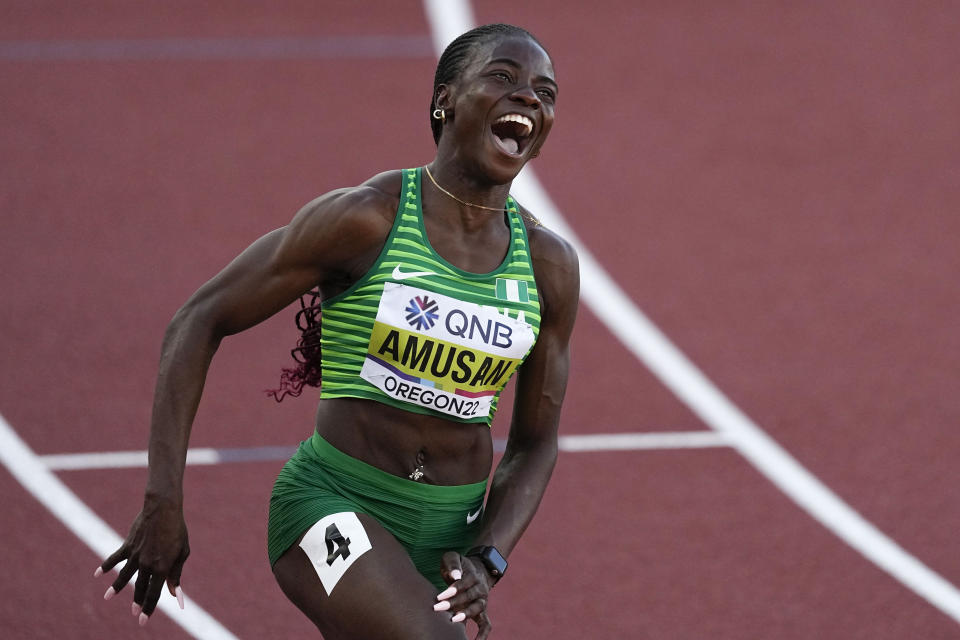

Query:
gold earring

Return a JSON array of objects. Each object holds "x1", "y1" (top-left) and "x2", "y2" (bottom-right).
[{"x1": 432, "y1": 108, "x2": 446, "y2": 123}]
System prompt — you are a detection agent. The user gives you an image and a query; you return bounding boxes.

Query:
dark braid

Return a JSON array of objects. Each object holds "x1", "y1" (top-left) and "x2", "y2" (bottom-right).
[
  {"x1": 266, "y1": 288, "x2": 323, "y2": 401},
  {"x1": 271, "y1": 24, "x2": 546, "y2": 401},
  {"x1": 430, "y1": 24, "x2": 544, "y2": 145}
]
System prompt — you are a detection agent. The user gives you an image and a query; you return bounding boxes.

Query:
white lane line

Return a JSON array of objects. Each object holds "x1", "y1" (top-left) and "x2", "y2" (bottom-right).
[
  {"x1": 40, "y1": 448, "x2": 222, "y2": 471},
  {"x1": 423, "y1": 0, "x2": 960, "y2": 625},
  {"x1": 560, "y1": 431, "x2": 730, "y2": 452},
  {"x1": 0, "y1": 413, "x2": 239, "y2": 640},
  {"x1": 423, "y1": 0, "x2": 476, "y2": 56},
  {"x1": 38, "y1": 432, "x2": 730, "y2": 471}
]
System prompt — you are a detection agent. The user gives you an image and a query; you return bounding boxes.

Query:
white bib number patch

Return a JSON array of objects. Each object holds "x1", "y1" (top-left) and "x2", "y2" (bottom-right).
[{"x1": 298, "y1": 512, "x2": 372, "y2": 596}]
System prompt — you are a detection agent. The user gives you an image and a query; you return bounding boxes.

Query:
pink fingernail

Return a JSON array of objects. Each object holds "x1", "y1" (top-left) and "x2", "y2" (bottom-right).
[
  {"x1": 436, "y1": 586, "x2": 457, "y2": 600},
  {"x1": 450, "y1": 569, "x2": 462, "y2": 581},
  {"x1": 103, "y1": 587, "x2": 115, "y2": 601},
  {"x1": 132, "y1": 603, "x2": 141, "y2": 616},
  {"x1": 139, "y1": 613, "x2": 149, "y2": 627},
  {"x1": 451, "y1": 612, "x2": 466, "y2": 623},
  {"x1": 94, "y1": 567, "x2": 103, "y2": 578},
  {"x1": 176, "y1": 585, "x2": 185, "y2": 610},
  {"x1": 433, "y1": 600, "x2": 451, "y2": 612}
]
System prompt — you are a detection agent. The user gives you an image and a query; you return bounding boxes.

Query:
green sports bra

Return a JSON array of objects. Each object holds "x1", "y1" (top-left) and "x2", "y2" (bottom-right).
[{"x1": 319, "y1": 168, "x2": 541, "y2": 425}]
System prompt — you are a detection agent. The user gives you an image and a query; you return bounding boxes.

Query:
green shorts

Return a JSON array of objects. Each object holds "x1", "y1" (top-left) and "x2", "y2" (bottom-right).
[{"x1": 267, "y1": 432, "x2": 487, "y2": 589}]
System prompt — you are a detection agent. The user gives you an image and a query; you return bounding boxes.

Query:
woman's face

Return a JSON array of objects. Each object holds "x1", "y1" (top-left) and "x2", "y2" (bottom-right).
[{"x1": 440, "y1": 35, "x2": 557, "y2": 181}]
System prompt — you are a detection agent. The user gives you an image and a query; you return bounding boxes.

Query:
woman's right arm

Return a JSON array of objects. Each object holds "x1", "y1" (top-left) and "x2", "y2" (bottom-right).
[{"x1": 95, "y1": 183, "x2": 396, "y2": 624}]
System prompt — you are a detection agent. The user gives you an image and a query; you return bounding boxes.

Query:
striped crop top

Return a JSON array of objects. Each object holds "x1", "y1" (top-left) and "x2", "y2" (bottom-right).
[{"x1": 318, "y1": 168, "x2": 541, "y2": 425}]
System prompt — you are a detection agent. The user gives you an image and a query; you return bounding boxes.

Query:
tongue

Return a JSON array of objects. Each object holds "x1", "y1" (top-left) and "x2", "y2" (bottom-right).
[{"x1": 498, "y1": 136, "x2": 519, "y2": 154}]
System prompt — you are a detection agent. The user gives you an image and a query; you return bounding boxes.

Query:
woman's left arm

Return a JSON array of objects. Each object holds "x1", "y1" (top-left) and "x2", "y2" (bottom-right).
[
  {"x1": 438, "y1": 226, "x2": 579, "y2": 635},
  {"x1": 479, "y1": 227, "x2": 580, "y2": 558}
]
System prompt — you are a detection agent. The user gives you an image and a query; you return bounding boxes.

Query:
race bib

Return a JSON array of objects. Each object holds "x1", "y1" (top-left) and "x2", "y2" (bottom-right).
[{"x1": 360, "y1": 283, "x2": 536, "y2": 419}]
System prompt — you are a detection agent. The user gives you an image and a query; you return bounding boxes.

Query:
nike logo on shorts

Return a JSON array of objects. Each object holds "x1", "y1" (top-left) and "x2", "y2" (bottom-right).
[
  {"x1": 466, "y1": 507, "x2": 483, "y2": 524},
  {"x1": 392, "y1": 265, "x2": 437, "y2": 281}
]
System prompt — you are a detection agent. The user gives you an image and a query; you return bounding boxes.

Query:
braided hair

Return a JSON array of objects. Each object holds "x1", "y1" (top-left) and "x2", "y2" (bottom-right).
[
  {"x1": 267, "y1": 288, "x2": 323, "y2": 401},
  {"x1": 430, "y1": 23, "x2": 545, "y2": 145},
  {"x1": 269, "y1": 24, "x2": 545, "y2": 401}
]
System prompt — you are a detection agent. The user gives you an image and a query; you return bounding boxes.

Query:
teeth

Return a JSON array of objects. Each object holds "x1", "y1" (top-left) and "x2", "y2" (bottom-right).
[{"x1": 493, "y1": 114, "x2": 533, "y2": 137}]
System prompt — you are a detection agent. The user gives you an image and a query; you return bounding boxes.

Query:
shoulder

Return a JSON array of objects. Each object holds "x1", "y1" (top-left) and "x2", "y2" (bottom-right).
[
  {"x1": 519, "y1": 203, "x2": 578, "y2": 282},
  {"x1": 294, "y1": 170, "x2": 403, "y2": 233},
  {"x1": 524, "y1": 214, "x2": 579, "y2": 321},
  {"x1": 515, "y1": 203, "x2": 575, "y2": 266},
  {"x1": 281, "y1": 170, "x2": 405, "y2": 267}
]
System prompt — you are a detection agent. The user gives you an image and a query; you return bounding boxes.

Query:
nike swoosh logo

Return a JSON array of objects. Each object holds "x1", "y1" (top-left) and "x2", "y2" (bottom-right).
[
  {"x1": 392, "y1": 265, "x2": 437, "y2": 281},
  {"x1": 466, "y1": 507, "x2": 483, "y2": 524}
]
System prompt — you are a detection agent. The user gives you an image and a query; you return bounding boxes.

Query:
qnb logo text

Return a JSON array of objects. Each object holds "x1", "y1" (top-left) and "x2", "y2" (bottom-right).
[{"x1": 444, "y1": 309, "x2": 513, "y2": 349}]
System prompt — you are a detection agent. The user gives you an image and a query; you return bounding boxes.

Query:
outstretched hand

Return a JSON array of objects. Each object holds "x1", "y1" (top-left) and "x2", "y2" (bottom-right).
[
  {"x1": 94, "y1": 498, "x2": 189, "y2": 626},
  {"x1": 434, "y1": 551, "x2": 495, "y2": 639}
]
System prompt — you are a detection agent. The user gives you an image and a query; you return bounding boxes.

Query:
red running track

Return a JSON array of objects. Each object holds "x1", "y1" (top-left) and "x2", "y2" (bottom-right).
[{"x1": 2, "y1": 1, "x2": 960, "y2": 638}]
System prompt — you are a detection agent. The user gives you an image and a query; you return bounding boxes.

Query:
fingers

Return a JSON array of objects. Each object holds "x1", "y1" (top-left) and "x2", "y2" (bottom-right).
[
  {"x1": 448, "y1": 588, "x2": 488, "y2": 624},
  {"x1": 434, "y1": 551, "x2": 465, "y2": 615},
  {"x1": 433, "y1": 567, "x2": 462, "y2": 610},
  {"x1": 104, "y1": 565, "x2": 185, "y2": 626},
  {"x1": 166, "y1": 580, "x2": 186, "y2": 609},
  {"x1": 127, "y1": 563, "x2": 157, "y2": 626},
  {"x1": 97, "y1": 545, "x2": 129, "y2": 576},
  {"x1": 166, "y1": 560, "x2": 186, "y2": 609},
  {"x1": 434, "y1": 554, "x2": 492, "y2": 630},
  {"x1": 474, "y1": 611, "x2": 493, "y2": 640},
  {"x1": 439, "y1": 557, "x2": 488, "y2": 609},
  {"x1": 166, "y1": 558, "x2": 183, "y2": 596},
  {"x1": 141, "y1": 568, "x2": 165, "y2": 616},
  {"x1": 94, "y1": 510, "x2": 190, "y2": 626},
  {"x1": 107, "y1": 557, "x2": 138, "y2": 599},
  {"x1": 440, "y1": 550, "x2": 463, "y2": 586},
  {"x1": 133, "y1": 568, "x2": 150, "y2": 615}
]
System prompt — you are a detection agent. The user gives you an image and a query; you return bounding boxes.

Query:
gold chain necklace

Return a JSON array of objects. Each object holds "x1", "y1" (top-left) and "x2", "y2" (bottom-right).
[
  {"x1": 423, "y1": 164, "x2": 506, "y2": 211},
  {"x1": 423, "y1": 165, "x2": 541, "y2": 226}
]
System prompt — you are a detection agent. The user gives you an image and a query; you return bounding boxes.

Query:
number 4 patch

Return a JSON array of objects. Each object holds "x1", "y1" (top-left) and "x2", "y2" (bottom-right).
[{"x1": 299, "y1": 512, "x2": 373, "y2": 595}]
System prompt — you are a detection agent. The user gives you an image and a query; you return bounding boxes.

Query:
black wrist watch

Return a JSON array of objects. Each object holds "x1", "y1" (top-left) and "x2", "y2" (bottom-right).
[{"x1": 465, "y1": 545, "x2": 508, "y2": 582}]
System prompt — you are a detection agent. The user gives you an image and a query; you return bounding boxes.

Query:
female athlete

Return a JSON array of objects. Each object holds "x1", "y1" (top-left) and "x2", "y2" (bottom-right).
[{"x1": 95, "y1": 23, "x2": 579, "y2": 639}]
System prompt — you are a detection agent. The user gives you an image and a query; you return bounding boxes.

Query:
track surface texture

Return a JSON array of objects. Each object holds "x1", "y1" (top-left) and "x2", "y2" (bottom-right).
[{"x1": 2, "y1": 1, "x2": 959, "y2": 638}]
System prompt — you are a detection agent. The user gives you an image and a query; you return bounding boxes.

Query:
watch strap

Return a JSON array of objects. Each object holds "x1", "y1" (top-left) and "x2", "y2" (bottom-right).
[{"x1": 465, "y1": 545, "x2": 507, "y2": 582}]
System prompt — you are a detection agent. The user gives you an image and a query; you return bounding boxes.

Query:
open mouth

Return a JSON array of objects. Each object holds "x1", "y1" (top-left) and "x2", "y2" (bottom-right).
[{"x1": 490, "y1": 113, "x2": 534, "y2": 156}]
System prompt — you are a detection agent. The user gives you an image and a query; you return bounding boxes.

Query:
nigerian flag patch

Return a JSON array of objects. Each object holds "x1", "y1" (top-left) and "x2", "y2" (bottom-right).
[{"x1": 495, "y1": 278, "x2": 529, "y2": 303}]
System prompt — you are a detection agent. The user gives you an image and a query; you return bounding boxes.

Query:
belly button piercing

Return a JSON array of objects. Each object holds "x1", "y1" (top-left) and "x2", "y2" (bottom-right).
[{"x1": 409, "y1": 449, "x2": 426, "y2": 481}]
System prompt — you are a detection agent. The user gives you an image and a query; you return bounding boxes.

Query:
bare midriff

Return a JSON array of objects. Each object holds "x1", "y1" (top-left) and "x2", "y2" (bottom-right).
[{"x1": 314, "y1": 397, "x2": 494, "y2": 486}]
